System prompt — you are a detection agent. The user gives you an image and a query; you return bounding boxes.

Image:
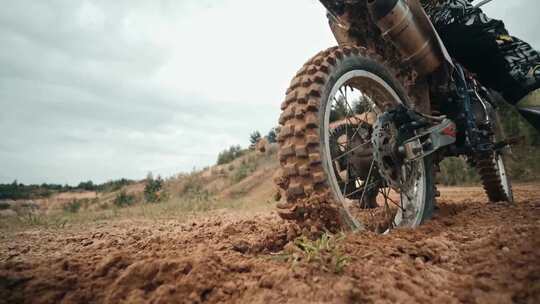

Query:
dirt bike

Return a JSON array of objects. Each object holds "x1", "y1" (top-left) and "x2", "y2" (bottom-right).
[{"x1": 275, "y1": 0, "x2": 518, "y2": 233}]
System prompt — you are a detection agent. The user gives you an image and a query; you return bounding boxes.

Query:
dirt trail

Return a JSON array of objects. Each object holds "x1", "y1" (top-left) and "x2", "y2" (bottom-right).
[{"x1": 1, "y1": 184, "x2": 539, "y2": 304}]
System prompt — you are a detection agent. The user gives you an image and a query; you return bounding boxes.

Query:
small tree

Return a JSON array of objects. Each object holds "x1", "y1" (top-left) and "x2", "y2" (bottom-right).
[
  {"x1": 144, "y1": 172, "x2": 163, "y2": 203},
  {"x1": 114, "y1": 191, "x2": 135, "y2": 207},
  {"x1": 353, "y1": 95, "x2": 370, "y2": 114},
  {"x1": 266, "y1": 128, "x2": 278, "y2": 143},
  {"x1": 249, "y1": 131, "x2": 262, "y2": 149},
  {"x1": 330, "y1": 95, "x2": 348, "y2": 121},
  {"x1": 77, "y1": 180, "x2": 95, "y2": 191},
  {"x1": 217, "y1": 145, "x2": 244, "y2": 165},
  {"x1": 64, "y1": 200, "x2": 82, "y2": 213}
]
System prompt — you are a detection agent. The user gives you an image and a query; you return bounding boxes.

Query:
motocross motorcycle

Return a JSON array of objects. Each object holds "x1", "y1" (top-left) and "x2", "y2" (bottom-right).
[{"x1": 275, "y1": 0, "x2": 519, "y2": 233}]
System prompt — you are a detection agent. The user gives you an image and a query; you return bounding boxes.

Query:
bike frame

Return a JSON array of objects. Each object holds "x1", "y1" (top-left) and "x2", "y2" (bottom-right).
[{"x1": 321, "y1": 0, "x2": 504, "y2": 159}]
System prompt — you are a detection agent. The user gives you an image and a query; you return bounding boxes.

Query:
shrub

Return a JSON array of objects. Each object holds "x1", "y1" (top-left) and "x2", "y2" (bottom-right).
[
  {"x1": 77, "y1": 180, "x2": 95, "y2": 191},
  {"x1": 437, "y1": 157, "x2": 479, "y2": 186},
  {"x1": 64, "y1": 200, "x2": 82, "y2": 213},
  {"x1": 144, "y1": 174, "x2": 163, "y2": 203},
  {"x1": 114, "y1": 191, "x2": 135, "y2": 207},
  {"x1": 217, "y1": 145, "x2": 244, "y2": 165},
  {"x1": 97, "y1": 178, "x2": 134, "y2": 193}
]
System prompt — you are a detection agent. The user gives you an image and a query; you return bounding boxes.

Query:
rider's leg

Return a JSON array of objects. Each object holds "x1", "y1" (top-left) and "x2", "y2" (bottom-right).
[{"x1": 423, "y1": 0, "x2": 540, "y2": 129}]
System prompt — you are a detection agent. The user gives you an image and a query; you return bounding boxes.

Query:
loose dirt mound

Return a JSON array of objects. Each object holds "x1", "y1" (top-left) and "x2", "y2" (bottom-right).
[{"x1": 1, "y1": 185, "x2": 539, "y2": 303}]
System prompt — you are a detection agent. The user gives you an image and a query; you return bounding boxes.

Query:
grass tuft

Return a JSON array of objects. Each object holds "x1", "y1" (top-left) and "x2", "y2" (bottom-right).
[{"x1": 274, "y1": 233, "x2": 350, "y2": 274}]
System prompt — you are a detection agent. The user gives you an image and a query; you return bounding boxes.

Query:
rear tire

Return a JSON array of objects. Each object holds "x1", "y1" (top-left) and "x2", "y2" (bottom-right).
[{"x1": 475, "y1": 107, "x2": 514, "y2": 203}]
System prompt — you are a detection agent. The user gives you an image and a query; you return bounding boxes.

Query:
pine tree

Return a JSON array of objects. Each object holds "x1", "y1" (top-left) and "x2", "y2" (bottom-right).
[
  {"x1": 144, "y1": 172, "x2": 163, "y2": 203},
  {"x1": 266, "y1": 128, "x2": 278, "y2": 143},
  {"x1": 330, "y1": 95, "x2": 349, "y2": 121},
  {"x1": 249, "y1": 131, "x2": 262, "y2": 148}
]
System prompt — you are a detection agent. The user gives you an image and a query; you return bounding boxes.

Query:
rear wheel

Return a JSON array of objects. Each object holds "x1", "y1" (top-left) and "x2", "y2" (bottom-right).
[
  {"x1": 476, "y1": 109, "x2": 513, "y2": 203},
  {"x1": 477, "y1": 152, "x2": 513, "y2": 203},
  {"x1": 275, "y1": 46, "x2": 435, "y2": 233}
]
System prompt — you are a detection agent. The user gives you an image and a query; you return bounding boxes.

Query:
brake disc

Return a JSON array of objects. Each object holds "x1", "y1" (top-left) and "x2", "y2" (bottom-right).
[{"x1": 372, "y1": 112, "x2": 411, "y2": 190}]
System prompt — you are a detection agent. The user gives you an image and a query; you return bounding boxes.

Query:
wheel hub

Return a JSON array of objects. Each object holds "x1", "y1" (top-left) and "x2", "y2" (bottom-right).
[{"x1": 372, "y1": 113, "x2": 405, "y2": 189}]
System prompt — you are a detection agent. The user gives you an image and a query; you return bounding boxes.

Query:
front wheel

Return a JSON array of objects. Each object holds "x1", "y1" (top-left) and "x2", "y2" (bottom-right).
[{"x1": 275, "y1": 46, "x2": 435, "y2": 233}]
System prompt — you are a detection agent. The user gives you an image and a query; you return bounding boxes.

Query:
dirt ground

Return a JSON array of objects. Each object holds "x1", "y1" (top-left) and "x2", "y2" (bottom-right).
[{"x1": 1, "y1": 184, "x2": 539, "y2": 304}]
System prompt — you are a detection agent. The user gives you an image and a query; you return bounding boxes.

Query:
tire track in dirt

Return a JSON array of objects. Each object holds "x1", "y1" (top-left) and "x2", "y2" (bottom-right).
[{"x1": 1, "y1": 185, "x2": 539, "y2": 303}]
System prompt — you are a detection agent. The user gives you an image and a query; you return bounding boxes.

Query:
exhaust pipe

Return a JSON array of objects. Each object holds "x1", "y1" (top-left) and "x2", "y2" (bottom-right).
[{"x1": 368, "y1": 0, "x2": 443, "y2": 75}]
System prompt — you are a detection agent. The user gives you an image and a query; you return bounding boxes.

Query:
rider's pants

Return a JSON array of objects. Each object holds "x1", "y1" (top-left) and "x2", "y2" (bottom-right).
[{"x1": 422, "y1": 0, "x2": 540, "y2": 104}]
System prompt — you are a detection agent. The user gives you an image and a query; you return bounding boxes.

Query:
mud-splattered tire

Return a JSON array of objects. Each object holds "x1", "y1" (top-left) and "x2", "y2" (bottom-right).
[
  {"x1": 275, "y1": 46, "x2": 435, "y2": 232},
  {"x1": 474, "y1": 107, "x2": 514, "y2": 203},
  {"x1": 476, "y1": 153, "x2": 513, "y2": 203}
]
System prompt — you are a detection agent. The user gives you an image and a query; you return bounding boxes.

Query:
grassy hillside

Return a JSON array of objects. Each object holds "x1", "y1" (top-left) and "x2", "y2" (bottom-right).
[{"x1": 0, "y1": 147, "x2": 279, "y2": 231}]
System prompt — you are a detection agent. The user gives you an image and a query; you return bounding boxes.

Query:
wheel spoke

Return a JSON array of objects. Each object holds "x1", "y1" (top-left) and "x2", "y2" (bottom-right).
[
  {"x1": 342, "y1": 153, "x2": 350, "y2": 195},
  {"x1": 381, "y1": 187, "x2": 398, "y2": 230},
  {"x1": 358, "y1": 159, "x2": 376, "y2": 204},
  {"x1": 336, "y1": 86, "x2": 365, "y2": 143},
  {"x1": 343, "y1": 94, "x2": 362, "y2": 141},
  {"x1": 344, "y1": 180, "x2": 378, "y2": 198},
  {"x1": 380, "y1": 187, "x2": 404, "y2": 212},
  {"x1": 332, "y1": 141, "x2": 371, "y2": 162}
]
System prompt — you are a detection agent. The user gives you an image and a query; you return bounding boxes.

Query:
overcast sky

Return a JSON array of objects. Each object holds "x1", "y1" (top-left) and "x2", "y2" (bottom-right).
[{"x1": 1, "y1": 0, "x2": 538, "y2": 185}]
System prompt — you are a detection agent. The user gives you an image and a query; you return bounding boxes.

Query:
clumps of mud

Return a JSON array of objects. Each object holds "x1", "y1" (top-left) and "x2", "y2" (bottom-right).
[{"x1": 278, "y1": 191, "x2": 345, "y2": 238}]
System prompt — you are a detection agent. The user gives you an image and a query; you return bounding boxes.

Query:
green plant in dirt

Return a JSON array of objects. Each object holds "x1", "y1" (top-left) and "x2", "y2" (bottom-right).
[
  {"x1": 274, "y1": 233, "x2": 350, "y2": 274},
  {"x1": 144, "y1": 172, "x2": 163, "y2": 203},
  {"x1": 114, "y1": 191, "x2": 135, "y2": 207},
  {"x1": 17, "y1": 213, "x2": 67, "y2": 229},
  {"x1": 63, "y1": 200, "x2": 82, "y2": 213}
]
